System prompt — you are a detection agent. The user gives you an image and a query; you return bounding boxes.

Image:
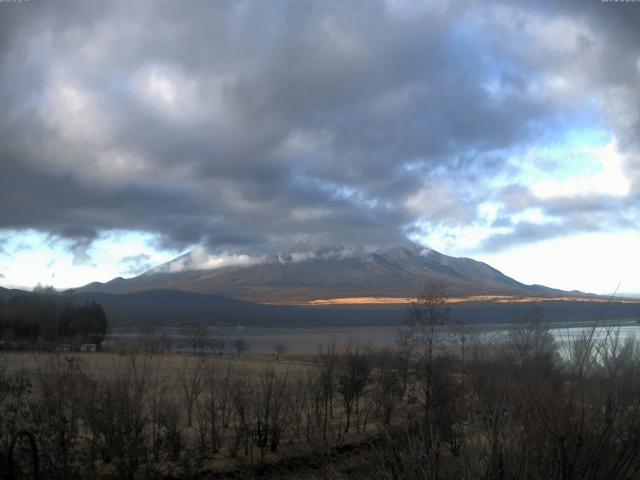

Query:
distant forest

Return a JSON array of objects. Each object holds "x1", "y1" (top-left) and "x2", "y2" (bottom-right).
[{"x1": 0, "y1": 285, "x2": 108, "y2": 347}]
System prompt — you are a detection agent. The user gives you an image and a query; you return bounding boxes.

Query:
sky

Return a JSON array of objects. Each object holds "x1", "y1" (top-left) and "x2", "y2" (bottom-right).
[{"x1": 1, "y1": 0, "x2": 640, "y2": 295}]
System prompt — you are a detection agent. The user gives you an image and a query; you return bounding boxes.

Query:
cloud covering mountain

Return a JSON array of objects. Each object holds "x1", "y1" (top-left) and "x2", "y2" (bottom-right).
[{"x1": 80, "y1": 240, "x2": 576, "y2": 303}]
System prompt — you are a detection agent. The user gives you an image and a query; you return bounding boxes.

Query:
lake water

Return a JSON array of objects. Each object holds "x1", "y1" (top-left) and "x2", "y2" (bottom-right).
[{"x1": 105, "y1": 321, "x2": 640, "y2": 355}]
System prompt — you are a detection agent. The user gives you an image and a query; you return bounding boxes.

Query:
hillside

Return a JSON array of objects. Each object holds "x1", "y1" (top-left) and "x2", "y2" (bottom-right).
[{"x1": 78, "y1": 240, "x2": 578, "y2": 303}]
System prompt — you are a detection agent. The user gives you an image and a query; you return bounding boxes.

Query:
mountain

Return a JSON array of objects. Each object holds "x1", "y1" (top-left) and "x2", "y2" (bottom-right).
[
  {"x1": 72, "y1": 290, "x2": 272, "y2": 326},
  {"x1": 0, "y1": 286, "x2": 30, "y2": 301},
  {"x1": 78, "y1": 240, "x2": 577, "y2": 303}
]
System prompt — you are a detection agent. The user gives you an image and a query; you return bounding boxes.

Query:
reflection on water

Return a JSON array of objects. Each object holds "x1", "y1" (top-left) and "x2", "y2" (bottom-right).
[
  {"x1": 104, "y1": 321, "x2": 640, "y2": 355},
  {"x1": 550, "y1": 324, "x2": 639, "y2": 343},
  {"x1": 106, "y1": 326, "x2": 401, "y2": 354}
]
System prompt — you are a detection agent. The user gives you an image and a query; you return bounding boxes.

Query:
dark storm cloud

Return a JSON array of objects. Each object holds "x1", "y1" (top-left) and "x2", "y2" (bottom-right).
[
  {"x1": 48, "y1": 226, "x2": 99, "y2": 266},
  {"x1": 1, "y1": 0, "x2": 639, "y2": 256}
]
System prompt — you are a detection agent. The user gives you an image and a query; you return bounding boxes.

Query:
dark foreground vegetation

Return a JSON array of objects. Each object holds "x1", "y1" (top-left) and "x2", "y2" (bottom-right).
[
  {"x1": 2, "y1": 284, "x2": 640, "y2": 479},
  {"x1": 0, "y1": 285, "x2": 108, "y2": 350}
]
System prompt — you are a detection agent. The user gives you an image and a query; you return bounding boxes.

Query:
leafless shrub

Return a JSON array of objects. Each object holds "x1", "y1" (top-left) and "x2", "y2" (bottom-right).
[
  {"x1": 273, "y1": 343, "x2": 287, "y2": 359},
  {"x1": 371, "y1": 349, "x2": 406, "y2": 426},
  {"x1": 183, "y1": 321, "x2": 208, "y2": 354},
  {"x1": 399, "y1": 282, "x2": 451, "y2": 425},
  {"x1": 252, "y1": 367, "x2": 291, "y2": 457},
  {"x1": 196, "y1": 359, "x2": 236, "y2": 457},
  {"x1": 81, "y1": 353, "x2": 153, "y2": 480},
  {"x1": 337, "y1": 342, "x2": 371, "y2": 433},
  {"x1": 232, "y1": 338, "x2": 249, "y2": 357},
  {"x1": 30, "y1": 355, "x2": 92, "y2": 479},
  {"x1": 178, "y1": 357, "x2": 204, "y2": 427}
]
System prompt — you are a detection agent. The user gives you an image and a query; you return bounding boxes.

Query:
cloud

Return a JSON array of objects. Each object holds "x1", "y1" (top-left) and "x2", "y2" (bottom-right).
[
  {"x1": 46, "y1": 226, "x2": 99, "y2": 266},
  {"x1": 120, "y1": 253, "x2": 152, "y2": 276},
  {"x1": 0, "y1": 0, "x2": 639, "y2": 258},
  {"x1": 151, "y1": 247, "x2": 266, "y2": 273}
]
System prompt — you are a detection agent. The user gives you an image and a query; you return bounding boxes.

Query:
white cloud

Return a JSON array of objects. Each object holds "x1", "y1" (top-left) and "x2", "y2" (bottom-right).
[
  {"x1": 40, "y1": 80, "x2": 112, "y2": 147},
  {"x1": 161, "y1": 246, "x2": 266, "y2": 273},
  {"x1": 475, "y1": 231, "x2": 640, "y2": 295},
  {"x1": 531, "y1": 139, "x2": 631, "y2": 200},
  {"x1": 132, "y1": 64, "x2": 229, "y2": 125},
  {"x1": 414, "y1": 222, "x2": 509, "y2": 256},
  {"x1": 133, "y1": 65, "x2": 196, "y2": 120},
  {"x1": 0, "y1": 230, "x2": 175, "y2": 289},
  {"x1": 405, "y1": 182, "x2": 474, "y2": 225},
  {"x1": 511, "y1": 208, "x2": 547, "y2": 225}
]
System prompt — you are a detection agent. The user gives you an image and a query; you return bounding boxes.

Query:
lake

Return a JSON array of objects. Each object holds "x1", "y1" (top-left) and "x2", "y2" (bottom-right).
[{"x1": 104, "y1": 320, "x2": 640, "y2": 355}]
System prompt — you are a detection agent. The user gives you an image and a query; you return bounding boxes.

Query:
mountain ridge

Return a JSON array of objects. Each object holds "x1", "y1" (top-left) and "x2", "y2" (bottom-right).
[{"x1": 77, "y1": 240, "x2": 586, "y2": 303}]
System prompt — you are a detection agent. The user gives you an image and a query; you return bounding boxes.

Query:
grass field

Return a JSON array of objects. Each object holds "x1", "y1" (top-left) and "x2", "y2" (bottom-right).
[
  {"x1": 0, "y1": 348, "x2": 395, "y2": 478},
  {"x1": 5, "y1": 317, "x2": 640, "y2": 479}
]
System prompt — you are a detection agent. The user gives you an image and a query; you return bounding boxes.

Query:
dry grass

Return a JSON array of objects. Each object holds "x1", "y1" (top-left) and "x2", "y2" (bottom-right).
[
  {"x1": 0, "y1": 350, "x2": 314, "y2": 379},
  {"x1": 300, "y1": 295, "x2": 640, "y2": 306}
]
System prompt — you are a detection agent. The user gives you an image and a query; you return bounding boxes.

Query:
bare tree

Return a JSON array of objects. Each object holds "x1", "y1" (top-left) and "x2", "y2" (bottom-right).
[
  {"x1": 183, "y1": 321, "x2": 207, "y2": 354},
  {"x1": 159, "y1": 333, "x2": 173, "y2": 353},
  {"x1": 503, "y1": 307, "x2": 558, "y2": 380},
  {"x1": 229, "y1": 370, "x2": 252, "y2": 458},
  {"x1": 273, "y1": 343, "x2": 287, "y2": 359},
  {"x1": 209, "y1": 327, "x2": 225, "y2": 355},
  {"x1": 399, "y1": 282, "x2": 450, "y2": 423},
  {"x1": 197, "y1": 359, "x2": 237, "y2": 455},
  {"x1": 253, "y1": 368, "x2": 291, "y2": 457},
  {"x1": 178, "y1": 358, "x2": 204, "y2": 427},
  {"x1": 81, "y1": 352, "x2": 154, "y2": 480},
  {"x1": 32, "y1": 355, "x2": 90, "y2": 479},
  {"x1": 337, "y1": 343, "x2": 371, "y2": 433},
  {"x1": 232, "y1": 338, "x2": 248, "y2": 357},
  {"x1": 371, "y1": 349, "x2": 406, "y2": 426},
  {"x1": 449, "y1": 320, "x2": 472, "y2": 393},
  {"x1": 317, "y1": 343, "x2": 339, "y2": 441}
]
